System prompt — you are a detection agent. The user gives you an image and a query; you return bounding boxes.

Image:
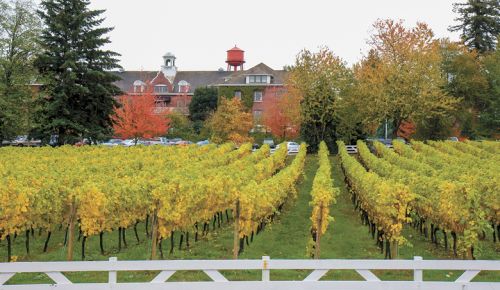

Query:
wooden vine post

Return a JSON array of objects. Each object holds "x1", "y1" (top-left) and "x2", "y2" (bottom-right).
[
  {"x1": 233, "y1": 199, "x2": 240, "y2": 259},
  {"x1": 315, "y1": 204, "x2": 324, "y2": 259},
  {"x1": 150, "y1": 207, "x2": 159, "y2": 260},
  {"x1": 66, "y1": 197, "x2": 77, "y2": 261},
  {"x1": 391, "y1": 240, "x2": 399, "y2": 259}
]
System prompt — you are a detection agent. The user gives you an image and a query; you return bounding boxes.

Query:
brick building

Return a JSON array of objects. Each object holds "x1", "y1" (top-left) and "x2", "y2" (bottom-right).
[{"x1": 113, "y1": 47, "x2": 287, "y2": 125}]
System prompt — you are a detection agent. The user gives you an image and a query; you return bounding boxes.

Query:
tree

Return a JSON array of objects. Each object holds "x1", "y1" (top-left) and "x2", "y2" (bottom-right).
[
  {"x1": 262, "y1": 87, "x2": 300, "y2": 140},
  {"x1": 35, "y1": 0, "x2": 122, "y2": 145},
  {"x1": 113, "y1": 91, "x2": 169, "y2": 143},
  {"x1": 189, "y1": 86, "x2": 218, "y2": 132},
  {"x1": 439, "y1": 40, "x2": 491, "y2": 138},
  {"x1": 480, "y1": 40, "x2": 500, "y2": 137},
  {"x1": 0, "y1": 0, "x2": 40, "y2": 144},
  {"x1": 206, "y1": 97, "x2": 252, "y2": 145},
  {"x1": 287, "y1": 47, "x2": 353, "y2": 152},
  {"x1": 449, "y1": 0, "x2": 500, "y2": 54},
  {"x1": 166, "y1": 111, "x2": 196, "y2": 140},
  {"x1": 353, "y1": 20, "x2": 458, "y2": 138}
]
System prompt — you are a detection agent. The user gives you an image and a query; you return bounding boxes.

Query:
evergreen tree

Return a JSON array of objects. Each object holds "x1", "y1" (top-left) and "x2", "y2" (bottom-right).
[
  {"x1": 449, "y1": 0, "x2": 500, "y2": 54},
  {"x1": 189, "y1": 86, "x2": 218, "y2": 121},
  {"x1": 188, "y1": 86, "x2": 218, "y2": 133},
  {"x1": 35, "y1": 0, "x2": 121, "y2": 145}
]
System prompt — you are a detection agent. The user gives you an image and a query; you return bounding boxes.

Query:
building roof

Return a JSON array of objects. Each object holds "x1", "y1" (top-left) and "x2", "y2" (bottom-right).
[{"x1": 112, "y1": 63, "x2": 286, "y2": 94}]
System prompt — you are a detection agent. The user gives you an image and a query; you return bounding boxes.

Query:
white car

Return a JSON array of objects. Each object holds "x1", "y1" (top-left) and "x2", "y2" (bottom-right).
[
  {"x1": 101, "y1": 139, "x2": 123, "y2": 147},
  {"x1": 276, "y1": 141, "x2": 300, "y2": 155},
  {"x1": 122, "y1": 139, "x2": 145, "y2": 146}
]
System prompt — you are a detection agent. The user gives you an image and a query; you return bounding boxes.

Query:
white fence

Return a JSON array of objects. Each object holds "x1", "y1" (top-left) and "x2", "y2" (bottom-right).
[{"x1": 1, "y1": 256, "x2": 499, "y2": 290}]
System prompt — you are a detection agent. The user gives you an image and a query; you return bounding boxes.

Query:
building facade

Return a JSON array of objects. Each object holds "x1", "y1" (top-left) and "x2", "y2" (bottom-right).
[{"x1": 113, "y1": 47, "x2": 287, "y2": 123}]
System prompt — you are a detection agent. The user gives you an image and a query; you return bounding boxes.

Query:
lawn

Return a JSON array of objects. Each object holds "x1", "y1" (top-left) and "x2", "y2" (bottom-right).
[{"x1": 2, "y1": 155, "x2": 499, "y2": 284}]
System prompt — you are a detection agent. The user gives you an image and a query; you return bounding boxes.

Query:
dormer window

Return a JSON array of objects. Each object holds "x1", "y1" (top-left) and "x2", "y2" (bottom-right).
[
  {"x1": 133, "y1": 80, "x2": 145, "y2": 93},
  {"x1": 154, "y1": 85, "x2": 168, "y2": 93},
  {"x1": 247, "y1": 75, "x2": 269, "y2": 84},
  {"x1": 178, "y1": 80, "x2": 190, "y2": 93}
]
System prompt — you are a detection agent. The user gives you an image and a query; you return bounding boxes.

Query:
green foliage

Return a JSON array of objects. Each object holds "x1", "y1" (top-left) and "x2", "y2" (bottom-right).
[
  {"x1": 288, "y1": 47, "x2": 352, "y2": 153},
  {"x1": 0, "y1": 0, "x2": 41, "y2": 142},
  {"x1": 166, "y1": 111, "x2": 197, "y2": 140},
  {"x1": 34, "y1": 0, "x2": 122, "y2": 145},
  {"x1": 217, "y1": 86, "x2": 262, "y2": 109},
  {"x1": 449, "y1": 0, "x2": 500, "y2": 54},
  {"x1": 189, "y1": 87, "x2": 218, "y2": 124},
  {"x1": 480, "y1": 43, "x2": 500, "y2": 136}
]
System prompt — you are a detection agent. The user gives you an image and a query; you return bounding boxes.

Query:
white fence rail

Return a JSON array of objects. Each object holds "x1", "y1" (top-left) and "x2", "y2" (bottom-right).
[{"x1": 1, "y1": 256, "x2": 499, "y2": 290}]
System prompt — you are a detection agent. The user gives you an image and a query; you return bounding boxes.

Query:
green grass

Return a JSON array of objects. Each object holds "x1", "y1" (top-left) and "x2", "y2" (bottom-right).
[{"x1": 1, "y1": 155, "x2": 499, "y2": 284}]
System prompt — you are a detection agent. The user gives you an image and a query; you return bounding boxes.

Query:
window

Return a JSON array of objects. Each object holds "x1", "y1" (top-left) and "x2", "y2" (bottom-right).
[
  {"x1": 154, "y1": 85, "x2": 168, "y2": 93},
  {"x1": 248, "y1": 75, "x2": 269, "y2": 84},
  {"x1": 253, "y1": 110, "x2": 263, "y2": 121},
  {"x1": 253, "y1": 91, "x2": 263, "y2": 102},
  {"x1": 234, "y1": 91, "x2": 242, "y2": 100},
  {"x1": 134, "y1": 85, "x2": 144, "y2": 93},
  {"x1": 178, "y1": 80, "x2": 190, "y2": 93}
]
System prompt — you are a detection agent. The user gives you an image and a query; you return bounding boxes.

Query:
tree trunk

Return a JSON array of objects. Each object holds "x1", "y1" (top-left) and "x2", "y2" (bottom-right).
[{"x1": 233, "y1": 200, "x2": 240, "y2": 259}]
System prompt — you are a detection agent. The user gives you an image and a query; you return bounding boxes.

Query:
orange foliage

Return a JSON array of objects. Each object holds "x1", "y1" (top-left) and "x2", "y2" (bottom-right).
[
  {"x1": 113, "y1": 90, "x2": 169, "y2": 140},
  {"x1": 262, "y1": 88, "x2": 300, "y2": 139},
  {"x1": 397, "y1": 120, "x2": 416, "y2": 140}
]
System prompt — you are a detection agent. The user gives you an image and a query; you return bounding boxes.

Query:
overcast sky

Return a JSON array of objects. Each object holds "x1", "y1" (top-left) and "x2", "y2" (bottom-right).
[{"x1": 83, "y1": 0, "x2": 465, "y2": 71}]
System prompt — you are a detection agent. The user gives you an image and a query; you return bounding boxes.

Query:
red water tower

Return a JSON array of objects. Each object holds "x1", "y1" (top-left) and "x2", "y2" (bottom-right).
[{"x1": 226, "y1": 46, "x2": 245, "y2": 71}]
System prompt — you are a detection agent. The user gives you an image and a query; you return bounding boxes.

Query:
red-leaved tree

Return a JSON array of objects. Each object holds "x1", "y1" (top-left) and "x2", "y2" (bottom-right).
[
  {"x1": 113, "y1": 90, "x2": 169, "y2": 143},
  {"x1": 262, "y1": 87, "x2": 300, "y2": 140}
]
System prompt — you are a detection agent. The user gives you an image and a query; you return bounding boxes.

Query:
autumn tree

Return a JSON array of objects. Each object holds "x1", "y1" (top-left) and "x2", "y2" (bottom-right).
[
  {"x1": 287, "y1": 47, "x2": 353, "y2": 152},
  {"x1": 262, "y1": 87, "x2": 300, "y2": 140},
  {"x1": 206, "y1": 97, "x2": 252, "y2": 145},
  {"x1": 113, "y1": 91, "x2": 169, "y2": 143},
  {"x1": 449, "y1": 0, "x2": 500, "y2": 54},
  {"x1": 352, "y1": 20, "x2": 458, "y2": 138}
]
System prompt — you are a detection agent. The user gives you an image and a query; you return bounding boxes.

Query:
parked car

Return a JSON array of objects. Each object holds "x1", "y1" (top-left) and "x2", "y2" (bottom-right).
[
  {"x1": 167, "y1": 138, "x2": 182, "y2": 145},
  {"x1": 263, "y1": 138, "x2": 275, "y2": 149},
  {"x1": 196, "y1": 140, "x2": 210, "y2": 146},
  {"x1": 175, "y1": 140, "x2": 192, "y2": 146},
  {"x1": 11, "y1": 135, "x2": 41, "y2": 147},
  {"x1": 449, "y1": 136, "x2": 459, "y2": 142},
  {"x1": 101, "y1": 139, "x2": 124, "y2": 147},
  {"x1": 252, "y1": 143, "x2": 260, "y2": 152},
  {"x1": 122, "y1": 139, "x2": 146, "y2": 146},
  {"x1": 276, "y1": 141, "x2": 300, "y2": 155}
]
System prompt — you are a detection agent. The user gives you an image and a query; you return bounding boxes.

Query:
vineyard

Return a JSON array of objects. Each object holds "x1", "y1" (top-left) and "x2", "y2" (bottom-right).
[
  {"x1": 0, "y1": 140, "x2": 498, "y2": 270},
  {"x1": 0, "y1": 143, "x2": 307, "y2": 262},
  {"x1": 338, "y1": 140, "x2": 499, "y2": 260}
]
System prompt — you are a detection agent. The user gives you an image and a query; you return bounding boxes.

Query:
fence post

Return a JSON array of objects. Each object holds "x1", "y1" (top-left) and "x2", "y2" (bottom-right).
[
  {"x1": 109, "y1": 257, "x2": 117, "y2": 284},
  {"x1": 262, "y1": 256, "x2": 270, "y2": 281},
  {"x1": 414, "y1": 256, "x2": 423, "y2": 282}
]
